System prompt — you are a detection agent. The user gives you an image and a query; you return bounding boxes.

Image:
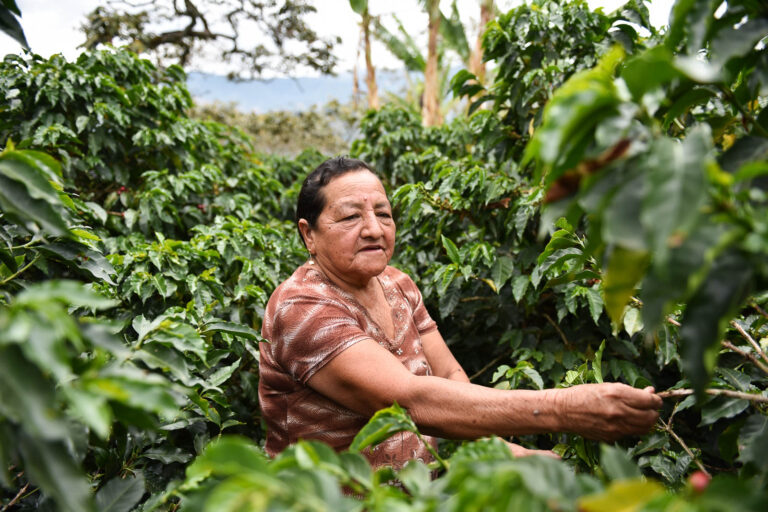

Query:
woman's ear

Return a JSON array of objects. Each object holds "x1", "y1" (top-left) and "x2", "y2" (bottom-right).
[{"x1": 297, "y1": 219, "x2": 315, "y2": 254}]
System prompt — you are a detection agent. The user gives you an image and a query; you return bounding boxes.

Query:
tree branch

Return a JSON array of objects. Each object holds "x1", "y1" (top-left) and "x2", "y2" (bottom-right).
[
  {"x1": 1, "y1": 483, "x2": 30, "y2": 512},
  {"x1": 721, "y1": 340, "x2": 768, "y2": 376},
  {"x1": 658, "y1": 416, "x2": 710, "y2": 476},
  {"x1": 469, "y1": 348, "x2": 514, "y2": 382},
  {"x1": 667, "y1": 316, "x2": 768, "y2": 375},
  {"x1": 658, "y1": 388, "x2": 768, "y2": 403},
  {"x1": 729, "y1": 320, "x2": 768, "y2": 366},
  {"x1": 0, "y1": 254, "x2": 41, "y2": 285}
]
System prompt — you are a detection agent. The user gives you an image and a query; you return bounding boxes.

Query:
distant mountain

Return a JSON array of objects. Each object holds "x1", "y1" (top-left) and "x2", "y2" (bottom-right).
[{"x1": 186, "y1": 70, "x2": 412, "y2": 113}]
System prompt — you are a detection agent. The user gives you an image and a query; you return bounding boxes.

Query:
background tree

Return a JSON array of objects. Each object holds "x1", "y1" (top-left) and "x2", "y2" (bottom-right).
[
  {"x1": 80, "y1": 0, "x2": 340, "y2": 79},
  {"x1": 467, "y1": 0, "x2": 494, "y2": 83},
  {"x1": 422, "y1": 0, "x2": 442, "y2": 126},
  {"x1": 350, "y1": 0, "x2": 380, "y2": 109}
]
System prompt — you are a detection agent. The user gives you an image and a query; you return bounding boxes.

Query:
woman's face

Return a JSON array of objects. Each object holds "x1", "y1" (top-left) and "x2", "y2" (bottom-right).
[{"x1": 300, "y1": 170, "x2": 395, "y2": 289}]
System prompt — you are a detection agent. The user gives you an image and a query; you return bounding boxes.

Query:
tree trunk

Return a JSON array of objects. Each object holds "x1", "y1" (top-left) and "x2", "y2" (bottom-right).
[
  {"x1": 353, "y1": 36, "x2": 360, "y2": 109},
  {"x1": 363, "y1": 10, "x2": 380, "y2": 110},
  {"x1": 468, "y1": 0, "x2": 494, "y2": 83},
  {"x1": 422, "y1": 0, "x2": 441, "y2": 126}
]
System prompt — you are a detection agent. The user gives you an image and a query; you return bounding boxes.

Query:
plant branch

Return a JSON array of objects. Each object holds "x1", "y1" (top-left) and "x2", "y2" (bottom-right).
[
  {"x1": 469, "y1": 348, "x2": 514, "y2": 382},
  {"x1": 0, "y1": 254, "x2": 41, "y2": 285},
  {"x1": 543, "y1": 312, "x2": 572, "y2": 348},
  {"x1": 657, "y1": 417, "x2": 710, "y2": 476},
  {"x1": 658, "y1": 388, "x2": 768, "y2": 403},
  {"x1": 751, "y1": 301, "x2": 768, "y2": 319},
  {"x1": 721, "y1": 340, "x2": 768, "y2": 376},
  {"x1": 1, "y1": 483, "x2": 30, "y2": 512},
  {"x1": 667, "y1": 317, "x2": 768, "y2": 375},
  {"x1": 729, "y1": 320, "x2": 768, "y2": 366}
]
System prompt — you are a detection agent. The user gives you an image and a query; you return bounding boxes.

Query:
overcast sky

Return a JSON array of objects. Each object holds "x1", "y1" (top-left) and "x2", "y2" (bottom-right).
[{"x1": 1, "y1": 0, "x2": 674, "y2": 77}]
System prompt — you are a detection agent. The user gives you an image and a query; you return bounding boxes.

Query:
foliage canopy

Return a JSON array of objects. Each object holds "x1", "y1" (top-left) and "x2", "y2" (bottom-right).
[{"x1": 0, "y1": 0, "x2": 767, "y2": 510}]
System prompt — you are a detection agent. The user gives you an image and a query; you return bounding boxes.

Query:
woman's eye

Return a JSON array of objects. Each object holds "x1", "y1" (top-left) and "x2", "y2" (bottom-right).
[
  {"x1": 342, "y1": 214, "x2": 359, "y2": 221},
  {"x1": 377, "y1": 212, "x2": 392, "y2": 219}
]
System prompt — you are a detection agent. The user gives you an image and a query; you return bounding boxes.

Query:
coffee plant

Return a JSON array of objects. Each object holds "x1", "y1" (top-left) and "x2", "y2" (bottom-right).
[{"x1": 1, "y1": 0, "x2": 767, "y2": 510}]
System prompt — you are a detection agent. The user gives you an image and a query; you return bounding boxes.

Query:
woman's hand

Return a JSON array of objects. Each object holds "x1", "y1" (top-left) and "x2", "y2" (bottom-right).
[
  {"x1": 556, "y1": 383, "x2": 662, "y2": 442},
  {"x1": 504, "y1": 440, "x2": 560, "y2": 459}
]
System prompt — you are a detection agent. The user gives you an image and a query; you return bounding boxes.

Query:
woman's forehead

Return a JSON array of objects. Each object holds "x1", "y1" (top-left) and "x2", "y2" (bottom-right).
[{"x1": 323, "y1": 171, "x2": 388, "y2": 203}]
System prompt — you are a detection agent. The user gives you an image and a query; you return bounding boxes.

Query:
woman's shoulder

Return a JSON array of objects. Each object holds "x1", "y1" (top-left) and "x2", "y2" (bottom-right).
[
  {"x1": 381, "y1": 265, "x2": 421, "y2": 299},
  {"x1": 270, "y1": 262, "x2": 338, "y2": 302}
]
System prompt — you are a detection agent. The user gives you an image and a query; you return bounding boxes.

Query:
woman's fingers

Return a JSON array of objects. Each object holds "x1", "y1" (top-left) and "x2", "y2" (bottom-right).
[{"x1": 564, "y1": 383, "x2": 662, "y2": 440}]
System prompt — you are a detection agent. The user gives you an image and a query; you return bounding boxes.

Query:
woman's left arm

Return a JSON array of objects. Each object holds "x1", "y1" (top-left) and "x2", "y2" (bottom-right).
[{"x1": 421, "y1": 330, "x2": 470, "y2": 383}]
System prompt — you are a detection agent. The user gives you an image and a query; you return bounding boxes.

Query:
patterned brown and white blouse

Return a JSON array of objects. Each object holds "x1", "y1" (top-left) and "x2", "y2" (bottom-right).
[{"x1": 259, "y1": 261, "x2": 439, "y2": 469}]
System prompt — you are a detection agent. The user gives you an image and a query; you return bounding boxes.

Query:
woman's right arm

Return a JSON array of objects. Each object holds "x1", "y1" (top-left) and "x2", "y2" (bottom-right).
[{"x1": 307, "y1": 338, "x2": 661, "y2": 442}]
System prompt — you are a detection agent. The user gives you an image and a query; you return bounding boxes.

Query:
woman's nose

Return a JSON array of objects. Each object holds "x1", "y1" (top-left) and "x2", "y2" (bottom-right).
[{"x1": 361, "y1": 211, "x2": 383, "y2": 237}]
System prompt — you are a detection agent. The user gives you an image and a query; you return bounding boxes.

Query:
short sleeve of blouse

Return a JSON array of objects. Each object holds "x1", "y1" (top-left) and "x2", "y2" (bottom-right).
[{"x1": 268, "y1": 294, "x2": 371, "y2": 384}]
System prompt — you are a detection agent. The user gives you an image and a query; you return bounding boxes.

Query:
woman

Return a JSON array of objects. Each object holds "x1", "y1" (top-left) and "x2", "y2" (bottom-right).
[{"x1": 259, "y1": 157, "x2": 661, "y2": 469}]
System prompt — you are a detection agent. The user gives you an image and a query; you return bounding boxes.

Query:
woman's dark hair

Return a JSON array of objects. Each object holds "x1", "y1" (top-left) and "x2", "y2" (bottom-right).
[{"x1": 296, "y1": 156, "x2": 375, "y2": 246}]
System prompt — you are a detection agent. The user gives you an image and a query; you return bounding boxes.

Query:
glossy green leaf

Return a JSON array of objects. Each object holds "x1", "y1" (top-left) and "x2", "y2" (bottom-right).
[
  {"x1": 737, "y1": 414, "x2": 768, "y2": 472},
  {"x1": 640, "y1": 128, "x2": 709, "y2": 263},
  {"x1": 699, "y1": 396, "x2": 750, "y2": 426},
  {"x1": 599, "y1": 444, "x2": 642, "y2": 481},
  {"x1": 202, "y1": 321, "x2": 262, "y2": 341},
  {"x1": 0, "y1": 159, "x2": 69, "y2": 235},
  {"x1": 0, "y1": 4, "x2": 29, "y2": 49},
  {"x1": 602, "y1": 247, "x2": 649, "y2": 328},
  {"x1": 679, "y1": 251, "x2": 753, "y2": 393},
  {"x1": 441, "y1": 235, "x2": 461, "y2": 265},
  {"x1": 19, "y1": 437, "x2": 92, "y2": 512},
  {"x1": 349, "y1": 0, "x2": 367, "y2": 15},
  {"x1": 39, "y1": 241, "x2": 117, "y2": 285},
  {"x1": 349, "y1": 402, "x2": 418, "y2": 453},
  {"x1": 620, "y1": 46, "x2": 680, "y2": 101},
  {"x1": 95, "y1": 473, "x2": 146, "y2": 512}
]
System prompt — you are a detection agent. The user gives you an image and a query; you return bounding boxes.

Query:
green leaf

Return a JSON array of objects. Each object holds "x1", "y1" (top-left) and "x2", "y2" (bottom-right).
[
  {"x1": 0, "y1": 4, "x2": 29, "y2": 49},
  {"x1": 600, "y1": 444, "x2": 642, "y2": 481},
  {"x1": 95, "y1": 473, "x2": 146, "y2": 512},
  {"x1": 39, "y1": 241, "x2": 117, "y2": 285},
  {"x1": 0, "y1": 156, "x2": 69, "y2": 235},
  {"x1": 207, "y1": 358, "x2": 241, "y2": 388},
  {"x1": 441, "y1": 235, "x2": 461, "y2": 265},
  {"x1": 640, "y1": 128, "x2": 709, "y2": 263},
  {"x1": 623, "y1": 307, "x2": 643, "y2": 337},
  {"x1": 579, "y1": 479, "x2": 664, "y2": 512},
  {"x1": 602, "y1": 247, "x2": 649, "y2": 329},
  {"x1": 699, "y1": 396, "x2": 750, "y2": 426},
  {"x1": 679, "y1": 251, "x2": 752, "y2": 394},
  {"x1": 202, "y1": 321, "x2": 262, "y2": 341},
  {"x1": 491, "y1": 255, "x2": 515, "y2": 292},
  {"x1": 602, "y1": 174, "x2": 646, "y2": 251},
  {"x1": 620, "y1": 46, "x2": 680, "y2": 100},
  {"x1": 349, "y1": 0, "x2": 367, "y2": 15},
  {"x1": 147, "y1": 322, "x2": 209, "y2": 364},
  {"x1": 0, "y1": 347, "x2": 71, "y2": 441},
  {"x1": 593, "y1": 339, "x2": 605, "y2": 384},
  {"x1": 397, "y1": 459, "x2": 432, "y2": 496},
  {"x1": 349, "y1": 402, "x2": 418, "y2": 452},
  {"x1": 710, "y1": 18, "x2": 768, "y2": 65},
  {"x1": 511, "y1": 275, "x2": 529, "y2": 302},
  {"x1": 15, "y1": 279, "x2": 118, "y2": 310},
  {"x1": 663, "y1": 87, "x2": 716, "y2": 131},
  {"x1": 525, "y1": 46, "x2": 624, "y2": 184},
  {"x1": 63, "y1": 387, "x2": 112, "y2": 439},
  {"x1": 585, "y1": 287, "x2": 603, "y2": 324},
  {"x1": 737, "y1": 414, "x2": 768, "y2": 472},
  {"x1": 184, "y1": 436, "x2": 268, "y2": 482}
]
